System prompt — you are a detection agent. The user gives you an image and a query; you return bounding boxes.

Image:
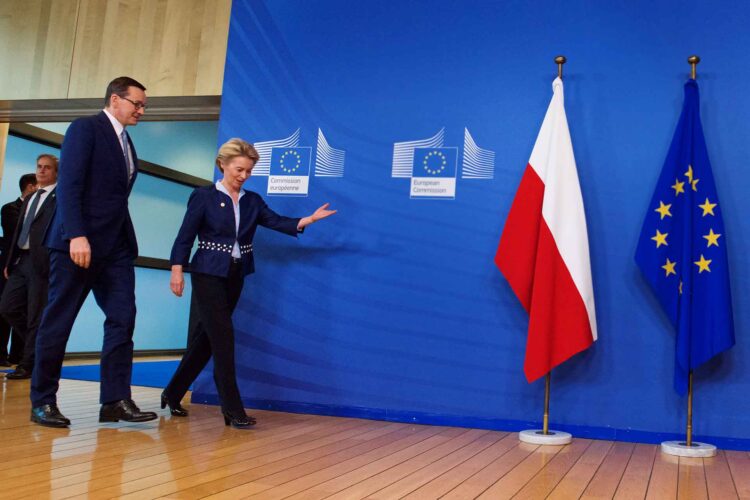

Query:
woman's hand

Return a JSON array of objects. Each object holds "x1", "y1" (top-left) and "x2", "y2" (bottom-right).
[
  {"x1": 170, "y1": 265, "x2": 185, "y2": 297},
  {"x1": 298, "y1": 203, "x2": 337, "y2": 230}
]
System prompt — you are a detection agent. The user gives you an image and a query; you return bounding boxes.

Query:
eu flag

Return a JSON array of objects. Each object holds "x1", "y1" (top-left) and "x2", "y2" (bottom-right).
[
  {"x1": 635, "y1": 79, "x2": 735, "y2": 395},
  {"x1": 269, "y1": 147, "x2": 312, "y2": 176},
  {"x1": 412, "y1": 148, "x2": 458, "y2": 178}
]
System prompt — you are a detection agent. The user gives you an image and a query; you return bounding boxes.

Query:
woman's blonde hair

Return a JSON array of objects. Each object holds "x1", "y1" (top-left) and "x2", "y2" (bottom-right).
[{"x1": 215, "y1": 138, "x2": 260, "y2": 172}]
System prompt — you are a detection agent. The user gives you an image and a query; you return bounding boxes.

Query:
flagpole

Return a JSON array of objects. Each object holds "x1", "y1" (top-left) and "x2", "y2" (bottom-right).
[
  {"x1": 688, "y1": 55, "x2": 700, "y2": 80},
  {"x1": 540, "y1": 53, "x2": 564, "y2": 436},
  {"x1": 518, "y1": 55, "x2": 573, "y2": 447},
  {"x1": 686, "y1": 370, "x2": 694, "y2": 446},
  {"x1": 686, "y1": 55, "x2": 699, "y2": 449},
  {"x1": 520, "y1": 368, "x2": 570, "y2": 444},
  {"x1": 661, "y1": 55, "x2": 716, "y2": 458},
  {"x1": 542, "y1": 373, "x2": 551, "y2": 434},
  {"x1": 555, "y1": 55, "x2": 566, "y2": 79}
]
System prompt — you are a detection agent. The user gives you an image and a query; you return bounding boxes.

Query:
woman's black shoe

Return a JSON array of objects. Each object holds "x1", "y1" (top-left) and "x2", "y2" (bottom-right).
[
  {"x1": 222, "y1": 412, "x2": 256, "y2": 429},
  {"x1": 160, "y1": 392, "x2": 188, "y2": 417}
]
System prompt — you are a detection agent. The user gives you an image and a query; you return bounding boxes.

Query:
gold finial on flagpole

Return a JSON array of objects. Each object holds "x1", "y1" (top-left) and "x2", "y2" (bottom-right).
[
  {"x1": 688, "y1": 55, "x2": 700, "y2": 80},
  {"x1": 555, "y1": 55, "x2": 567, "y2": 79}
]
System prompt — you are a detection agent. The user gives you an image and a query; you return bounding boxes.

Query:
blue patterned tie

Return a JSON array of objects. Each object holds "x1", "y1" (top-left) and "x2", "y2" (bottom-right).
[{"x1": 17, "y1": 189, "x2": 45, "y2": 249}]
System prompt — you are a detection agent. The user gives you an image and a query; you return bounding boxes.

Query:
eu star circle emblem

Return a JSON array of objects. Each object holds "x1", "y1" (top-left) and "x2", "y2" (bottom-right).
[
  {"x1": 280, "y1": 150, "x2": 302, "y2": 173},
  {"x1": 422, "y1": 150, "x2": 447, "y2": 175}
]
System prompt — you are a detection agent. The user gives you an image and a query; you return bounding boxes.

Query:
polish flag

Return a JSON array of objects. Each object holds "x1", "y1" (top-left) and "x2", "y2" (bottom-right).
[{"x1": 495, "y1": 77, "x2": 597, "y2": 382}]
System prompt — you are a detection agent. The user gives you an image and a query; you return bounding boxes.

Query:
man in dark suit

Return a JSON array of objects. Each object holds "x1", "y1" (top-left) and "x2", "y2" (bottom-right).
[
  {"x1": 0, "y1": 155, "x2": 58, "y2": 379},
  {"x1": 0, "y1": 173, "x2": 37, "y2": 366},
  {"x1": 30, "y1": 76, "x2": 157, "y2": 428}
]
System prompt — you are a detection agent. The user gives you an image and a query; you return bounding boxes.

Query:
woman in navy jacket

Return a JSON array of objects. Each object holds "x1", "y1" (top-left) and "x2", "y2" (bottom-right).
[{"x1": 162, "y1": 138, "x2": 335, "y2": 428}]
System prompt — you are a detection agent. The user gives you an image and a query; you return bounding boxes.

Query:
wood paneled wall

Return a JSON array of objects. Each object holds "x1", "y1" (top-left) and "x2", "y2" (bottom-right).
[
  {"x1": 0, "y1": 0, "x2": 231, "y2": 100},
  {"x1": 0, "y1": 123, "x2": 9, "y2": 183},
  {"x1": 0, "y1": 0, "x2": 79, "y2": 99}
]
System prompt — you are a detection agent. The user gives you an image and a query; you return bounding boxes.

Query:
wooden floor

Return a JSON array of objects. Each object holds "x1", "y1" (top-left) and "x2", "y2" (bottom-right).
[{"x1": 1, "y1": 377, "x2": 748, "y2": 499}]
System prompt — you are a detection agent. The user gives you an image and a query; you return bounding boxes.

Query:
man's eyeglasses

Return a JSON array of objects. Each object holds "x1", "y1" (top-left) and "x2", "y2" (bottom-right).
[{"x1": 121, "y1": 96, "x2": 147, "y2": 110}]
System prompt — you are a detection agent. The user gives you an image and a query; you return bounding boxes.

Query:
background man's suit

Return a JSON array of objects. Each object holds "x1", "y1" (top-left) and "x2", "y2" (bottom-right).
[
  {"x1": 0, "y1": 198, "x2": 25, "y2": 364},
  {"x1": 31, "y1": 111, "x2": 139, "y2": 407},
  {"x1": 0, "y1": 187, "x2": 57, "y2": 374},
  {"x1": 1, "y1": 199, "x2": 23, "y2": 257}
]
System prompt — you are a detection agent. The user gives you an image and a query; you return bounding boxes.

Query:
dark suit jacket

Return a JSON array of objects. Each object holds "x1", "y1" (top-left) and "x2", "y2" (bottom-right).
[
  {"x1": 0, "y1": 198, "x2": 23, "y2": 260},
  {"x1": 44, "y1": 112, "x2": 139, "y2": 259},
  {"x1": 170, "y1": 185, "x2": 300, "y2": 278},
  {"x1": 6, "y1": 188, "x2": 57, "y2": 278}
]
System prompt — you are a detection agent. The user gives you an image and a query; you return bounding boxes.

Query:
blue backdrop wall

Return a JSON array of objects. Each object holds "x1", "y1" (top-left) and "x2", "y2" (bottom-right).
[{"x1": 193, "y1": 0, "x2": 750, "y2": 448}]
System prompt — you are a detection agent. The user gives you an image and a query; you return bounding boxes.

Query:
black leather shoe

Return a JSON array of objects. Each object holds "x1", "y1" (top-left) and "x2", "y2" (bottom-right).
[
  {"x1": 160, "y1": 392, "x2": 188, "y2": 417},
  {"x1": 99, "y1": 399, "x2": 158, "y2": 423},
  {"x1": 6, "y1": 366, "x2": 31, "y2": 379},
  {"x1": 0, "y1": 358, "x2": 10, "y2": 367},
  {"x1": 222, "y1": 412, "x2": 257, "y2": 429},
  {"x1": 31, "y1": 404, "x2": 70, "y2": 428}
]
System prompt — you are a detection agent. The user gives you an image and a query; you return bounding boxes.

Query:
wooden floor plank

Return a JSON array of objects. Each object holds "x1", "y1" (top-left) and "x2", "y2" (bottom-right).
[
  {"x1": 4, "y1": 405, "x2": 305, "y2": 470},
  {"x1": 677, "y1": 456, "x2": 708, "y2": 500},
  {"x1": 548, "y1": 439, "x2": 613, "y2": 499},
  {"x1": 229, "y1": 427, "x2": 468, "y2": 499},
  {"x1": 505, "y1": 438, "x2": 593, "y2": 500},
  {"x1": 441, "y1": 441, "x2": 536, "y2": 500},
  {"x1": 645, "y1": 448, "x2": 680, "y2": 500},
  {"x1": 401, "y1": 432, "x2": 516, "y2": 499},
  {"x1": 51, "y1": 417, "x2": 384, "y2": 499},
  {"x1": 473, "y1": 442, "x2": 566, "y2": 499},
  {"x1": 154, "y1": 422, "x2": 418, "y2": 499},
  {"x1": 580, "y1": 441, "x2": 635, "y2": 499},
  {"x1": 321, "y1": 429, "x2": 498, "y2": 499},
  {"x1": 127, "y1": 423, "x2": 454, "y2": 499},
  {"x1": 615, "y1": 443, "x2": 658, "y2": 500},
  {"x1": 703, "y1": 451, "x2": 738, "y2": 500},
  {"x1": 14, "y1": 414, "x2": 324, "y2": 497},
  {"x1": 724, "y1": 450, "x2": 750, "y2": 498}
]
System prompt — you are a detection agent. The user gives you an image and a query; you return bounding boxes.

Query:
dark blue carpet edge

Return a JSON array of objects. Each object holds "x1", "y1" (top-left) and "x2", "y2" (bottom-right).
[{"x1": 60, "y1": 360, "x2": 179, "y2": 389}]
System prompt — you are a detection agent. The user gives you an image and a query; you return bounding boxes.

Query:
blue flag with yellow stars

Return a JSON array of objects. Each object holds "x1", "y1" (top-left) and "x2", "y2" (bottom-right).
[{"x1": 635, "y1": 79, "x2": 735, "y2": 395}]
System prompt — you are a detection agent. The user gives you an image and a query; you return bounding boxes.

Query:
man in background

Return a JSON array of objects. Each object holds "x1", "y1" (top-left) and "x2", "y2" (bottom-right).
[
  {"x1": 0, "y1": 155, "x2": 58, "y2": 380},
  {"x1": 0, "y1": 173, "x2": 37, "y2": 366}
]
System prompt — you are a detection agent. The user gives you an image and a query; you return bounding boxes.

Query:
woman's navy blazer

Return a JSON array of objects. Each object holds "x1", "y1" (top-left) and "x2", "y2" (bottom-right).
[{"x1": 170, "y1": 185, "x2": 301, "y2": 277}]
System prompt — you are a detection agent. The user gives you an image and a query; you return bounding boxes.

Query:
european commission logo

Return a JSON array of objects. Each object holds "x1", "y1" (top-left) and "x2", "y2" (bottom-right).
[
  {"x1": 392, "y1": 127, "x2": 495, "y2": 199},
  {"x1": 253, "y1": 128, "x2": 345, "y2": 196},
  {"x1": 269, "y1": 147, "x2": 312, "y2": 196},
  {"x1": 411, "y1": 148, "x2": 458, "y2": 199}
]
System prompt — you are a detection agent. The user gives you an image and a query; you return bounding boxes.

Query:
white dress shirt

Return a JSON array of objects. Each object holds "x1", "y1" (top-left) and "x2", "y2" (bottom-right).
[
  {"x1": 103, "y1": 108, "x2": 134, "y2": 179},
  {"x1": 215, "y1": 181, "x2": 244, "y2": 258}
]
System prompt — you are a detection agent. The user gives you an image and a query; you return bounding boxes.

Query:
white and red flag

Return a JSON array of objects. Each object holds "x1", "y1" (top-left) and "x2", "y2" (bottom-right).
[{"x1": 495, "y1": 77, "x2": 597, "y2": 382}]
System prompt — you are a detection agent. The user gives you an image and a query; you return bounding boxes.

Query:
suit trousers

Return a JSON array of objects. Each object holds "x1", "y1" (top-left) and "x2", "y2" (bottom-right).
[
  {"x1": 163, "y1": 262, "x2": 246, "y2": 418},
  {"x1": 0, "y1": 317, "x2": 22, "y2": 363},
  {"x1": 0, "y1": 253, "x2": 49, "y2": 371},
  {"x1": 0, "y1": 274, "x2": 24, "y2": 363},
  {"x1": 31, "y1": 244, "x2": 136, "y2": 407}
]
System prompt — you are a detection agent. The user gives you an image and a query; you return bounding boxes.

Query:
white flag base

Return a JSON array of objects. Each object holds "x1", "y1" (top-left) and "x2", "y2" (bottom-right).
[
  {"x1": 661, "y1": 440, "x2": 716, "y2": 457},
  {"x1": 519, "y1": 429, "x2": 572, "y2": 445}
]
